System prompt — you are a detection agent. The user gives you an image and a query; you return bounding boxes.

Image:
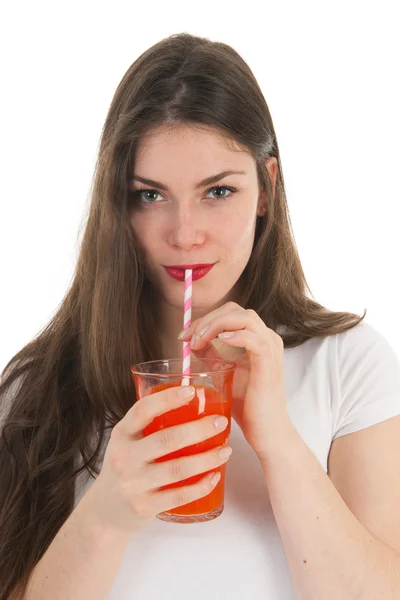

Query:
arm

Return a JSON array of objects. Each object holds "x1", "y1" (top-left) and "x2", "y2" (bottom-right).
[
  {"x1": 23, "y1": 480, "x2": 132, "y2": 600},
  {"x1": 261, "y1": 418, "x2": 400, "y2": 600}
]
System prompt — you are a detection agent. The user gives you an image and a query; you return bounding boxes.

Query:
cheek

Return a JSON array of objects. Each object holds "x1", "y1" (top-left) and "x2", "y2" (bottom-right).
[
  {"x1": 214, "y1": 212, "x2": 256, "y2": 276},
  {"x1": 220, "y1": 211, "x2": 255, "y2": 246},
  {"x1": 130, "y1": 208, "x2": 256, "y2": 258},
  {"x1": 130, "y1": 214, "x2": 155, "y2": 253}
]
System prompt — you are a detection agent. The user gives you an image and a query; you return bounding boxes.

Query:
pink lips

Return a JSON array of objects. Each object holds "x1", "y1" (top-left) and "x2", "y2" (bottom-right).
[{"x1": 164, "y1": 264, "x2": 215, "y2": 281}]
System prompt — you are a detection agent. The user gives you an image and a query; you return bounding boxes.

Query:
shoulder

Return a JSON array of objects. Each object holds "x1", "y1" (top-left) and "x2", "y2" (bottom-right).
[
  {"x1": 332, "y1": 320, "x2": 400, "y2": 440},
  {"x1": 336, "y1": 319, "x2": 395, "y2": 350},
  {"x1": 335, "y1": 320, "x2": 400, "y2": 389}
]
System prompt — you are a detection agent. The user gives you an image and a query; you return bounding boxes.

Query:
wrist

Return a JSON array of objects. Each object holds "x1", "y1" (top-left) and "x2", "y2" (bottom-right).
[
  {"x1": 256, "y1": 417, "x2": 300, "y2": 470},
  {"x1": 76, "y1": 479, "x2": 133, "y2": 551}
]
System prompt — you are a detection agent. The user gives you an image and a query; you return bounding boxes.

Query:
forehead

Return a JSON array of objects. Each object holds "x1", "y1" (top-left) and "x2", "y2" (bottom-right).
[{"x1": 133, "y1": 124, "x2": 250, "y2": 168}]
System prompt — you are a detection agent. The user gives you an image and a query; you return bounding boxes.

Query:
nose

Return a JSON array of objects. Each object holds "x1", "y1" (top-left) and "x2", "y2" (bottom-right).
[{"x1": 168, "y1": 204, "x2": 206, "y2": 249}]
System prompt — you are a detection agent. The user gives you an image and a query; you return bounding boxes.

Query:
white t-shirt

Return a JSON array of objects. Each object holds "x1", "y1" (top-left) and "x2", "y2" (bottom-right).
[{"x1": 73, "y1": 320, "x2": 400, "y2": 599}]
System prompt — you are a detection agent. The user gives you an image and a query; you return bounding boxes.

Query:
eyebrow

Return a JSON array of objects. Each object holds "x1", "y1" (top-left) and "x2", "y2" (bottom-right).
[{"x1": 129, "y1": 170, "x2": 246, "y2": 191}]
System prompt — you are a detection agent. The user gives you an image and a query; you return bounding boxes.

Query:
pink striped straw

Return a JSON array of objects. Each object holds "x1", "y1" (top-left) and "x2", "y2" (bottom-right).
[{"x1": 182, "y1": 269, "x2": 192, "y2": 386}]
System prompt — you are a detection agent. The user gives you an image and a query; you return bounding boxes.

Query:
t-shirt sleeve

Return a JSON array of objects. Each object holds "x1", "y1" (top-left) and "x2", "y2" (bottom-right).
[{"x1": 332, "y1": 321, "x2": 400, "y2": 440}]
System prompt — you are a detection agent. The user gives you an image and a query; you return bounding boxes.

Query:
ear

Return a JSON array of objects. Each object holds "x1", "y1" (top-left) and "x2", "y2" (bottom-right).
[{"x1": 257, "y1": 157, "x2": 278, "y2": 217}]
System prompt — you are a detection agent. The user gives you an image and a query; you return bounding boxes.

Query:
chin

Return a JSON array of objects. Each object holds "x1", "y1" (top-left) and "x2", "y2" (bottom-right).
[{"x1": 163, "y1": 285, "x2": 222, "y2": 310}]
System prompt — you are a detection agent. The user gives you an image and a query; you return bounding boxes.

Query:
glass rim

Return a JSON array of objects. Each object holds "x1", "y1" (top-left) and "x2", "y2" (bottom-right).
[{"x1": 130, "y1": 357, "x2": 236, "y2": 377}]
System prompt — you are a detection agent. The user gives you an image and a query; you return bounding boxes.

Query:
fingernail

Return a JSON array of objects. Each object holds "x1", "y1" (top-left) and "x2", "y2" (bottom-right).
[
  {"x1": 211, "y1": 472, "x2": 221, "y2": 486},
  {"x1": 219, "y1": 446, "x2": 232, "y2": 459},
  {"x1": 177, "y1": 386, "x2": 195, "y2": 399},
  {"x1": 190, "y1": 335, "x2": 198, "y2": 349},
  {"x1": 178, "y1": 329, "x2": 188, "y2": 340},
  {"x1": 198, "y1": 325, "x2": 209, "y2": 338},
  {"x1": 218, "y1": 331, "x2": 235, "y2": 339},
  {"x1": 214, "y1": 416, "x2": 228, "y2": 429}
]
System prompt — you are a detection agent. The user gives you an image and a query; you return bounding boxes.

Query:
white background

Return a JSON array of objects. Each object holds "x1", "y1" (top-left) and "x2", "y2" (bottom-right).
[{"x1": 1, "y1": 1, "x2": 399, "y2": 374}]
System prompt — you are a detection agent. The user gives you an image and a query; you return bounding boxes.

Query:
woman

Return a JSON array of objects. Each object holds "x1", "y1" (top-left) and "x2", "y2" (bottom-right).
[{"x1": 1, "y1": 32, "x2": 400, "y2": 600}]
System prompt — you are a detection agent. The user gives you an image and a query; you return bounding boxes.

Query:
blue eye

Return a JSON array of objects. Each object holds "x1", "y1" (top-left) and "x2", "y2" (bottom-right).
[
  {"x1": 129, "y1": 185, "x2": 236, "y2": 205},
  {"x1": 206, "y1": 186, "x2": 235, "y2": 201}
]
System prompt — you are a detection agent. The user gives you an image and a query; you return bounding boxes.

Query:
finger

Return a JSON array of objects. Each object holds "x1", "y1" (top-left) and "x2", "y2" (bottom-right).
[
  {"x1": 139, "y1": 412, "x2": 229, "y2": 462},
  {"x1": 113, "y1": 385, "x2": 196, "y2": 441},
  {"x1": 178, "y1": 301, "x2": 245, "y2": 341},
  {"x1": 152, "y1": 470, "x2": 223, "y2": 514},
  {"x1": 190, "y1": 310, "x2": 260, "y2": 350},
  {"x1": 145, "y1": 444, "x2": 232, "y2": 489},
  {"x1": 215, "y1": 329, "x2": 268, "y2": 357}
]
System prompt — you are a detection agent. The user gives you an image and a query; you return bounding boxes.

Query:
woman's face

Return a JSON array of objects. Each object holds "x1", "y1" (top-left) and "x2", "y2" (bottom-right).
[{"x1": 129, "y1": 125, "x2": 277, "y2": 312}]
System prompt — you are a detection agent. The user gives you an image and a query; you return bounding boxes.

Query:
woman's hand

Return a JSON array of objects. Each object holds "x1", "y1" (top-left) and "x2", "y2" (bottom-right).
[
  {"x1": 90, "y1": 385, "x2": 232, "y2": 535},
  {"x1": 178, "y1": 301, "x2": 294, "y2": 464}
]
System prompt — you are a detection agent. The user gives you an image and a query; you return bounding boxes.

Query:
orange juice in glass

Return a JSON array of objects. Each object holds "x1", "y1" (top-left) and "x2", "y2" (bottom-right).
[{"x1": 131, "y1": 357, "x2": 236, "y2": 523}]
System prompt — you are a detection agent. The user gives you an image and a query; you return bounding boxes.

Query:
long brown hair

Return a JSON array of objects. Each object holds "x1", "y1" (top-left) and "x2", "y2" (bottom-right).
[{"x1": 0, "y1": 32, "x2": 366, "y2": 598}]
